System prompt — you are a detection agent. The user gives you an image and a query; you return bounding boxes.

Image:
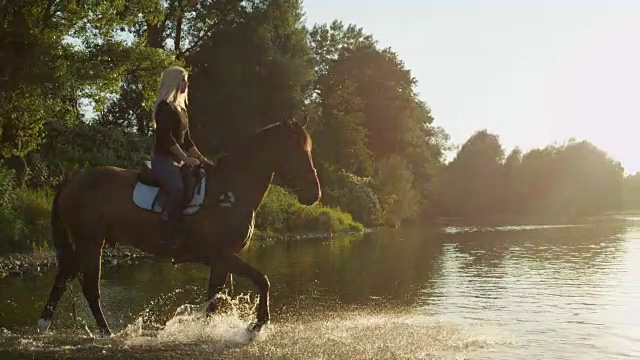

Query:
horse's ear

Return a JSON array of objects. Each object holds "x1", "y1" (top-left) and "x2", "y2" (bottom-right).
[
  {"x1": 285, "y1": 118, "x2": 295, "y2": 127},
  {"x1": 301, "y1": 114, "x2": 309, "y2": 128},
  {"x1": 279, "y1": 116, "x2": 293, "y2": 127}
]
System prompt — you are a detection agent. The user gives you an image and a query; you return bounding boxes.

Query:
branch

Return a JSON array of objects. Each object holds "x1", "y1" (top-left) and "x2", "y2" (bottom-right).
[
  {"x1": 174, "y1": 0, "x2": 245, "y2": 59},
  {"x1": 174, "y1": 0, "x2": 184, "y2": 52},
  {"x1": 40, "y1": 0, "x2": 56, "y2": 33},
  {"x1": 145, "y1": 0, "x2": 177, "y2": 48},
  {"x1": 162, "y1": 0, "x2": 179, "y2": 35},
  {"x1": 174, "y1": 19, "x2": 221, "y2": 60}
]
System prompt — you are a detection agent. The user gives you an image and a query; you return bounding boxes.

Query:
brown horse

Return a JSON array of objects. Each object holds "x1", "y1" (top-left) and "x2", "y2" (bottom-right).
[{"x1": 36, "y1": 119, "x2": 321, "y2": 336}]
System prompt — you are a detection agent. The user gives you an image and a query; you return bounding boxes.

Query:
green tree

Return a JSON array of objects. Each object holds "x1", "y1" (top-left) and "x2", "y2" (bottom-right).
[
  {"x1": 306, "y1": 20, "x2": 376, "y2": 210},
  {"x1": 373, "y1": 156, "x2": 419, "y2": 227},
  {"x1": 440, "y1": 133, "x2": 626, "y2": 220},
  {"x1": 438, "y1": 130, "x2": 505, "y2": 218},
  {"x1": 501, "y1": 147, "x2": 523, "y2": 213},
  {"x1": 0, "y1": 0, "x2": 151, "y2": 182},
  {"x1": 539, "y1": 140, "x2": 624, "y2": 217},
  {"x1": 94, "y1": 0, "x2": 248, "y2": 135},
  {"x1": 312, "y1": 77, "x2": 372, "y2": 177},
  {"x1": 309, "y1": 23, "x2": 449, "y2": 222},
  {"x1": 186, "y1": 0, "x2": 313, "y2": 155},
  {"x1": 623, "y1": 172, "x2": 640, "y2": 210}
]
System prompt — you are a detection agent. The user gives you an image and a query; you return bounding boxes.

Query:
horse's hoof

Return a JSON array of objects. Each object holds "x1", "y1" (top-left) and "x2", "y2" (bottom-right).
[
  {"x1": 37, "y1": 318, "x2": 51, "y2": 334},
  {"x1": 205, "y1": 302, "x2": 217, "y2": 316},
  {"x1": 249, "y1": 320, "x2": 268, "y2": 333},
  {"x1": 98, "y1": 327, "x2": 113, "y2": 338}
]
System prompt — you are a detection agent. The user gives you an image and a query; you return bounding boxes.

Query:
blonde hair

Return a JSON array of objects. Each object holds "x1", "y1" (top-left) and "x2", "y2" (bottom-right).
[{"x1": 150, "y1": 66, "x2": 189, "y2": 129}]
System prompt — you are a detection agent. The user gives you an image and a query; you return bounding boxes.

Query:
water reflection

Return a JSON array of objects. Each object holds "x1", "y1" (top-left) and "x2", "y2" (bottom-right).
[
  {"x1": 443, "y1": 219, "x2": 627, "y2": 271},
  {"x1": 420, "y1": 218, "x2": 638, "y2": 359},
  {"x1": 0, "y1": 217, "x2": 639, "y2": 359},
  {"x1": 240, "y1": 227, "x2": 446, "y2": 316}
]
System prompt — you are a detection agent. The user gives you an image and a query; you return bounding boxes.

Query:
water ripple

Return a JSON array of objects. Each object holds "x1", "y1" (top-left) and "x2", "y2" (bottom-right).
[{"x1": 1, "y1": 221, "x2": 640, "y2": 358}]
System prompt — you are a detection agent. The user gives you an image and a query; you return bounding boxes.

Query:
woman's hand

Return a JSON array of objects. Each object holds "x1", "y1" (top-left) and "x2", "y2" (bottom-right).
[
  {"x1": 186, "y1": 146, "x2": 214, "y2": 166},
  {"x1": 199, "y1": 156, "x2": 215, "y2": 166},
  {"x1": 184, "y1": 157, "x2": 201, "y2": 167}
]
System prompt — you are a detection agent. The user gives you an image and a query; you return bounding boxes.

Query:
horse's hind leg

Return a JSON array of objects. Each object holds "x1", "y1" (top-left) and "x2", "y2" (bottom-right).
[
  {"x1": 38, "y1": 251, "x2": 78, "y2": 333},
  {"x1": 38, "y1": 185, "x2": 78, "y2": 334},
  {"x1": 77, "y1": 239, "x2": 112, "y2": 336}
]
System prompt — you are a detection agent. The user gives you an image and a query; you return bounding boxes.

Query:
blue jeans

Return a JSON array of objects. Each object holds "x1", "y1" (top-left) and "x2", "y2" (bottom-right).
[{"x1": 151, "y1": 155, "x2": 184, "y2": 221}]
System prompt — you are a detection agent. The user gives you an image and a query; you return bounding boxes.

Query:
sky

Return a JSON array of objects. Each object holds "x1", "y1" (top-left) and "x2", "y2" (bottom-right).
[{"x1": 301, "y1": 0, "x2": 640, "y2": 173}]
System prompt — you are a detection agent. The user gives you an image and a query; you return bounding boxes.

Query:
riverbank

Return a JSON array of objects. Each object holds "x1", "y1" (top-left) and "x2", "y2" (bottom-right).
[
  {"x1": 0, "y1": 230, "x2": 371, "y2": 280},
  {"x1": 0, "y1": 246, "x2": 153, "y2": 279}
]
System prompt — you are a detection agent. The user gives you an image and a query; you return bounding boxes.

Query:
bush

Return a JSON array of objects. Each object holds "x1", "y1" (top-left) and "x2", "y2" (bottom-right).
[
  {"x1": 373, "y1": 156, "x2": 420, "y2": 227},
  {"x1": 320, "y1": 169, "x2": 383, "y2": 227},
  {"x1": 256, "y1": 185, "x2": 364, "y2": 236},
  {"x1": 0, "y1": 187, "x2": 53, "y2": 254},
  {"x1": 254, "y1": 185, "x2": 299, "y2": 233},
  {"x1": 0, "y1": 165, "x2": 16, "y2": 207},
  {"x1": 287, "y1": 205, "x2": 364, "y2": 234},
  {"x1": 30, "y1": 121, "x2": 152, "y2": 187}
]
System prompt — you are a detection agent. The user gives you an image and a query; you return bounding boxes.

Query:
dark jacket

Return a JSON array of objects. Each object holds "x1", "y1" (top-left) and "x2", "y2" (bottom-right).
[{"x1": 152, "y1": 100, "x2": 194, "y2": 162}]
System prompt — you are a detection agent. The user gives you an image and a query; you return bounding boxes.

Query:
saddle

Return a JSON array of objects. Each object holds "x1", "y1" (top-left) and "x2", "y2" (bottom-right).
[
  {"x1": 139, "y1": 161, "x2": 200, "y2": 206},
  {"x1": 132, "y1": 161, "x2": 207, "y2": 215}
]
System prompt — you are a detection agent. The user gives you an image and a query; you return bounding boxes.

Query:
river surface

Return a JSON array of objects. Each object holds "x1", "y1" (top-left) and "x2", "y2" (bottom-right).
[{"x1": 1, "y1": 216, "x2": 640, "y2": 359}]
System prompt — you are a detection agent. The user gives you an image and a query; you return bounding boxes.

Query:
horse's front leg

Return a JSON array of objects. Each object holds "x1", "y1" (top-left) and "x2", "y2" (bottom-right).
[
  {"x1": 205, "y1": 263, "x2": 230, "y2": 315},
  {"x1": 221, "y1": 252, "x2": 270, "y2": 332}
]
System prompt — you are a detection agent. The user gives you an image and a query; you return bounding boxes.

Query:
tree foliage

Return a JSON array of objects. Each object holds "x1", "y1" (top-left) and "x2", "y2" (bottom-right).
[
  {"x1": 623, "y1": 173, "x2": 640, "y2": 211},
  {"x1": 437, "y1": 132, "x2": 626, "y2": 220},
  {"x1": 0, "y1": 0, "x2": 633, "y2": 235}
]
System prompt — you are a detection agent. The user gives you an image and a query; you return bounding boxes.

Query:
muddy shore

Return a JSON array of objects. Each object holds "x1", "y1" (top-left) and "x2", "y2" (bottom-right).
[{"x1": 0, "y1": 246, "x2": 153, "y2": 279}]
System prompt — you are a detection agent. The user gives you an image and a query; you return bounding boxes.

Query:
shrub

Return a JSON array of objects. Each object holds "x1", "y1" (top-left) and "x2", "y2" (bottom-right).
[
  {"x1": 0, "y1": 187, "x2": 53, "y2": 254},
  {"x1": 254, "y1": 185, "x2": 299, "y2": 234},
  {"x1": 0, "y1": 165, "x2": 16, "y2": 207},
  {"x1": 32, "y1": 121, "x2": 152, "y2": 187},
  {"x1": 287, "y1": 205, "x2": 364, "y2": 234},
  {"x1": 320, "y1": 169, "x2": 383, "y2": 227},
  {"x1": 373, "y1": 156, "x2": 420, "y2": 227},
  {"x1": 256, "y1": 184, "x2": 364, "y2": 235}
]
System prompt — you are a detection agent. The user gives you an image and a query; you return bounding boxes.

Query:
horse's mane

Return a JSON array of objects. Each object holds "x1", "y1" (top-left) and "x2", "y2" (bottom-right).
[
  {"x1": 210, "y1": 122, "x2": 289, "y2": 170},
  {"x1": 233, "y1": 122, "x2": 283, "y2": 151},
  {"x1": 212, "y1": 121, "x2": 310, "y2": 167}
]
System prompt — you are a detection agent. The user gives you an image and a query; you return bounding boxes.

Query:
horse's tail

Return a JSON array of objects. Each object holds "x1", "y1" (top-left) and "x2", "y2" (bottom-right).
[
  {"x1": 51, "y1": 177, "x2": 77, "y2": 275},
  {"x1": 37, "y1": 176, "x2": 79, "y2": 334}
]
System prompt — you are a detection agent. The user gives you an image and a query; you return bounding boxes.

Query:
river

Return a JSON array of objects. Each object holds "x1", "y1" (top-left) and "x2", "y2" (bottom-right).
[{"x1": 1, "y1": 216, "x2": 639, "y2": 359}]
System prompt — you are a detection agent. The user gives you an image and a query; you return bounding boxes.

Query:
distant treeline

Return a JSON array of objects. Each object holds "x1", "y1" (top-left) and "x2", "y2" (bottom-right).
[
  {"x1": 0, "y1": 0, "x2": 637, "y2": 253},
  {"x1": 436, "y1": 131, "x2": 633, "y2": 220}
]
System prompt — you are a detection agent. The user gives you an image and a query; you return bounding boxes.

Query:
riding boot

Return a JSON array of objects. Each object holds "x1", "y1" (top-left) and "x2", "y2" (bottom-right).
[
  {"x1": 159, "y1": 218, "x2": 178, "y2": 251},
  {"x1": 159, "y1": 207, "x2": 184, "y2": 252}
]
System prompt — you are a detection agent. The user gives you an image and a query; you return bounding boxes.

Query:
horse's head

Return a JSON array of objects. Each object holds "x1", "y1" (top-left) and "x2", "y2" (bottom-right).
[{"x1": 272, "y1": 117, "x2": 321, "y2": 206}]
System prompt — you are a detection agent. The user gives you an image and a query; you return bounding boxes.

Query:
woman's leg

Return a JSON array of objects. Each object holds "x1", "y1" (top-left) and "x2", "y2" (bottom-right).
[{"x1": 150, "y1": 155, "x2": 185, "y2": 249}]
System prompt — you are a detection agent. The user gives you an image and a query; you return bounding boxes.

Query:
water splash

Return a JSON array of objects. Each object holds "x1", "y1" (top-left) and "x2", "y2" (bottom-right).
[
  {"x1": 239, "y1": 310, "x2": 513, "y2": 360},
  {"x1": 0, "y1": 293, "x2": 509, "y2": 359},
  {"x1": 1, "y1": 290, "x2": 266, "y2": 358},
  {"x1": 120, "y1": 291, "x2": 266, "y2": 350}
]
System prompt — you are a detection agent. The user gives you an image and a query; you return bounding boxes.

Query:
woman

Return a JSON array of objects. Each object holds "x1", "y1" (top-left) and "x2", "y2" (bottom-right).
[{"x1": 150, "y1": 66, "x2": 209, "y2": 251}]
